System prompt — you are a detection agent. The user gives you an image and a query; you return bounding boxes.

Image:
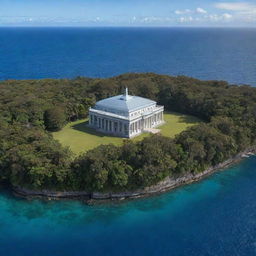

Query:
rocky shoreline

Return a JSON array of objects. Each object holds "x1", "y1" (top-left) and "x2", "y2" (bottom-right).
[{"x1": 13, "y1": 147, "x2": 255, "y2": 204}]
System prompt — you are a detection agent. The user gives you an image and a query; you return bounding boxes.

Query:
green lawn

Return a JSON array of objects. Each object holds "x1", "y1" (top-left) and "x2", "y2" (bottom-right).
[{"x1": 52, "y1": 112, "x2": 201, "y2": 155}]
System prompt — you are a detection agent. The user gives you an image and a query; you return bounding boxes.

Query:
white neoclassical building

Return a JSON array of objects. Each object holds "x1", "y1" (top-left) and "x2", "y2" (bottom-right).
[{"x1": 89, "y1": 88, "x2": 164, "y2": 138}]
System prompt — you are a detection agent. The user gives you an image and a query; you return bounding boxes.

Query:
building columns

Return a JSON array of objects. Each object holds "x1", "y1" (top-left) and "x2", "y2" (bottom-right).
[{"x1": 89, "y1": 109, "x2": 163, "y2": 138}]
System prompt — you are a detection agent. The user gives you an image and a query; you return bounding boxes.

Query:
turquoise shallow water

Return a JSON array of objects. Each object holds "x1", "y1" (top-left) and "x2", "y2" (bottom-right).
[{"x1": 1, "y1": 156, "x2": 256, "y2": 255}]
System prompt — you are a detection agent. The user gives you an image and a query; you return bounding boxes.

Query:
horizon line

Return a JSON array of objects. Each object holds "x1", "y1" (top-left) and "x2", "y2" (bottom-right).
[{"x1": 0, "y1": 25, "x2": 256, "y2": 29}]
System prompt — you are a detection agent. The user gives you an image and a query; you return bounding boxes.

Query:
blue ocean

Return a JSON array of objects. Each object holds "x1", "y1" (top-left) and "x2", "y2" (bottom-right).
[
  {"x1": 0, "y1": 27, "x2": 256, "y2": 86},
  {"x1": 0, "y1": 157, "x2": 255, "y2": 256},
  {"x1": 1, "y1": 27, "x2": 256, "y2": 255}
]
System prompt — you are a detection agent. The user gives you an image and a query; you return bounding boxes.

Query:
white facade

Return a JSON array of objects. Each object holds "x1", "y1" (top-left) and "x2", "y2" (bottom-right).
[{"x1": 89, "y1": 88, "x2": 164, "y2": 138}]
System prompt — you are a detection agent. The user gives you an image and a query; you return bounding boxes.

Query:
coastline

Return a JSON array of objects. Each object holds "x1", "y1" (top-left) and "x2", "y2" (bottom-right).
[{"x1": 12, "y1": 147, "x2": 255, "y2": 204}]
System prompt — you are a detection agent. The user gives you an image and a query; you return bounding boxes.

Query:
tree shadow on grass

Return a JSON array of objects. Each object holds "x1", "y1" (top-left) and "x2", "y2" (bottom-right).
[
  {"x1": 178, "y1": 115, "x2": 202, "y2": 124},
  {"x1": 167, "y1": 111, "x2": 201, "y2": 124}
]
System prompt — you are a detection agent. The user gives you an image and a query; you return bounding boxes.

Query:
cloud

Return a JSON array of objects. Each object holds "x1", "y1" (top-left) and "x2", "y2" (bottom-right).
[
  {"x1": 175, "y1": 7, "x2": 207, "y2": 15},
  {"x1": 175, "y1": 9, "x2": 191, "y2": 15},
  {"x1": 215, "y1": 2, "x2": 252, "y2": 11},
  {"x1": 222, "y1": 13, "x2": 232, "y2": 19},
  {"x1": 196, "y1": 8, "x2": 207, "y2": 14},
  {"x1": 140, "y1": 16, "x2": 173, "y2": 23},
  {"x1": 215, "y1": 2, "x2": 256, "y2": 23},
  {"x1": 176, "y1": 13, "x2": 232, "y2": 24},
  {"x1": 207, "y1": 13, "x2": 232, "y2": 22},
  {"x1": 178, "y1": 17, "x2": 185, "y2": 23},
  {"x1": 178, "y1": 16, "x2": 194, "y2": 23}
]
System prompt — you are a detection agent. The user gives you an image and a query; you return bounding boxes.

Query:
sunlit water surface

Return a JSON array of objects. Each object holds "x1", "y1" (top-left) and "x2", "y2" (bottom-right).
[{"x1": 0, "y1": 27, "x2": 256, "y2": 86}]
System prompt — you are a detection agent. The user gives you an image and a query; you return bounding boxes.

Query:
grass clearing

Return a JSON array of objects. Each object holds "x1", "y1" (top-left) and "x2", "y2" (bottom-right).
[{"x1": 52, "y1": 112, "x2": 201, "y2": 155}]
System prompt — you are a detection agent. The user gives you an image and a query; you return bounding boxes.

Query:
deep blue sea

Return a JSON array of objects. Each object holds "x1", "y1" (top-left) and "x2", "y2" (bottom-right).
[
  {"x1": 0, "y1": 27, "x2": 256, "y2": 86},
  {"x1": 0, "y1": 156, "x2": 256, "y2": 256}
]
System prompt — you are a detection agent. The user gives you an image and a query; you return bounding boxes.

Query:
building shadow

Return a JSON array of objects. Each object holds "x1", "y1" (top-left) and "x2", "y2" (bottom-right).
[
  {"x1": 71, "y1": 120, "x2": 105, "y2": 137},
  {"x1": 71, "y1": 120, "x2": 122, "y2": 139}
]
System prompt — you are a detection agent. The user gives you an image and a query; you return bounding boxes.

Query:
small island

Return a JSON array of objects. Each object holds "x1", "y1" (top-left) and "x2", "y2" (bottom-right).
[{"x1": 0, "y1": 73, "x2": 255, "y2": 202}]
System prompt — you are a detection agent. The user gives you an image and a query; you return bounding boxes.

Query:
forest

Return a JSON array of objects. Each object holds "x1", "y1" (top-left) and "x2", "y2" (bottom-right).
[{"x1": 0, "y1": 73, "x2": 255, "y2": 192}]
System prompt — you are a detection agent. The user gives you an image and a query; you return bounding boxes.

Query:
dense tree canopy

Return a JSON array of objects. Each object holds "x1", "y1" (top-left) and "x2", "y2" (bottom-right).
[
  {"x1": 0, "y1": 73, "x2": 255, "y2": 191},
  {"x1": 44, "y1": 106, "x2": 66, "y2": 131}
]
